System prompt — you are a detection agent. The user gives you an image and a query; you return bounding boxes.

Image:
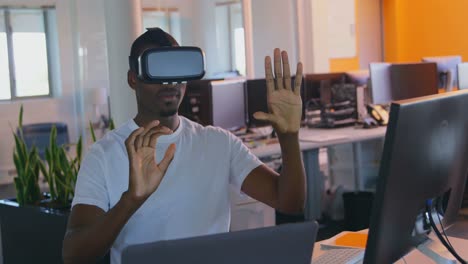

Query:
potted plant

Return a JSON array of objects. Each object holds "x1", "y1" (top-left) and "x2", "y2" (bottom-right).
[
  {"x1": 0, "y1": 106, "x2": 110, "y2": 264},
  {"x1": 39, "y1": 125, "x2": 82, "y2": 209}
]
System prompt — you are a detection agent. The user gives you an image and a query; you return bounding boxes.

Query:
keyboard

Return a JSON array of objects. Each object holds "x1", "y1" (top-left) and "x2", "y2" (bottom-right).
[{"x1": 313, "y1": 248, "x2": 364, "y2": 264}]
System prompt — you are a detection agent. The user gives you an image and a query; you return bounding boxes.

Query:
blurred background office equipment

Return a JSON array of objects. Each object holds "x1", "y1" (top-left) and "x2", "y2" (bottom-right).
[
  {"x1": 210, "y1": 80, "x2": 246, "y2": 131},
  {"x1": 368, "y1": 62, "x2": 438, "y2": 105},
  {"x1": 244, "y1": 76, "x2": 305, "y2": 130},
  {"x1": 422, "y1": 56, "x2": 462, "y2": 92},
  {"x1": 244, "y1": 78, "x2": 270, "y2": 129},
  {"x1": 368, "y1": 63, "x2": 392, "y2": 105},
  {"x1": 364, "y1": 91, "x2": 468, "y2": 264},
  {"x1": 18, "y1": 122, "x2": 69, "y2": 160},
  {"x1": 457, "y1": 62, "x2": 468, "y2": 90},
  {"x1": 179, "y1": 78, "x2": 246, "y2": 130},
  {"x1": 345, "y1": 70, "x2": 369, "y2": 87},
  {"x1": 390, "y1": 62, "x2": 438, "y2": 101},
  {"x1": 179, "y1": 79, "x2": 212, "y2": 126},
  {"x1": 302, "y1": 73, "x2": 348, "y2": 104}
]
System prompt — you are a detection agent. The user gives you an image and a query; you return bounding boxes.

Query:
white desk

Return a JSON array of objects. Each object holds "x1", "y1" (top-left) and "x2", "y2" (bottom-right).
[
  {"x1": 312, "y1": 232, "x2": 468, "y2": 263},
  {"x1": 250, "y1": 126, "x2": 387, "y2": 220}
]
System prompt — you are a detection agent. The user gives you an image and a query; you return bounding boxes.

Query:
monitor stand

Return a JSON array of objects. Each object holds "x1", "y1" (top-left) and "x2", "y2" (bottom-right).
[{"x1": 417, "y1": 235, "x2": 457, "y2": 264}]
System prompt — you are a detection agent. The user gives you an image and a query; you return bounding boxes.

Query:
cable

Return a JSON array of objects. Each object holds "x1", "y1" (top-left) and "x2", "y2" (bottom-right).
[
  {"x1": 426, "y1": 201, "x2": 467, "y2": 264},
  {"x1": 435, "y1": 198, "x2": 454, "y2": 250},
  {"x1": 402, "y1": 256, "x2": 408, "y2": 264}
]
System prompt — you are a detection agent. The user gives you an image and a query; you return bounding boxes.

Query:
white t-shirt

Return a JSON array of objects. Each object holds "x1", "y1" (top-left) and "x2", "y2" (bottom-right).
[{"x1": 71, "y1": 116, "x2": 263, "y2": 264}]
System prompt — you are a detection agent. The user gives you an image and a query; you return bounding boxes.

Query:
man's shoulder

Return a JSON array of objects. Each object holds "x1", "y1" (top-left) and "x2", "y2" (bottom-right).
[{"x1": 89, "y1": 122, "x2": 130, "y2": 154}]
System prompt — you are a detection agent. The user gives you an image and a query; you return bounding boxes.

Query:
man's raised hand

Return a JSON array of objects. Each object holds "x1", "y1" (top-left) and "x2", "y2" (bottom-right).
[
  {"x1": 125, "y1": 120, "x2": 176, "y2": 203},
  {"x1": 253, "y1": 48, "x2": 303, "y2": 134}
]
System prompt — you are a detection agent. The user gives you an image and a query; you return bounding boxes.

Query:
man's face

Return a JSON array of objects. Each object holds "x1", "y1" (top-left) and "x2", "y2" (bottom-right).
[
  {"x1": 131, "y1": 74, "x2": 187, "y2": 117},
  {"x1": 129, "y1": 44, "x2": 186, "y2": 117}
]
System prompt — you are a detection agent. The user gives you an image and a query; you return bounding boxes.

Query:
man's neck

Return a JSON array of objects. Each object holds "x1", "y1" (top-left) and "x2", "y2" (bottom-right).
[{"x1": 133, "y1": 113, "x2": 180, "y2": 131}]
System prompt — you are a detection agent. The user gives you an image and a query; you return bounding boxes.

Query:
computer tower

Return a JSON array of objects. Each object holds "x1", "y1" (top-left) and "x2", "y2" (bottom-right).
[{"x1": 179, "y1": 79, "x2": 246, "y2": 130}]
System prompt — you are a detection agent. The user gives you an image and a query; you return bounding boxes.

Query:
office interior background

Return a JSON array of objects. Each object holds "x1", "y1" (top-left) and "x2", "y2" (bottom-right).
[{"x1": 0, "y1": 0, "x2": 468, "y2": 230}]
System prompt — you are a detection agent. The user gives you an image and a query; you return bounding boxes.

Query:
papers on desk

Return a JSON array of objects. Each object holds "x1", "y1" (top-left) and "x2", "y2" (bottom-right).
[
  {"x1": 299, "y1": 133, "x2": 349, "y2": 143},
  {"x1": 320, "y1": 231, "x2": 368, "y2": 250}
]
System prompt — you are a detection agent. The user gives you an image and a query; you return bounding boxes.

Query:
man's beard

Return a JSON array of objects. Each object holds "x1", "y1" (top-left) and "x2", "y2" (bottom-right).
[{"x1": 160, "y1": 108, "x2": 178, "y2": 117}]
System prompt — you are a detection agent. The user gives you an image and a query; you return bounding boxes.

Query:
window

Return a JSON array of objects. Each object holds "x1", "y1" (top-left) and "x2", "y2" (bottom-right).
[
  {"x1": 1, "y1": 8, "x2": 55, "y2": 100},
  {"x1": 215, "y1": 2, "x2": 246, "y2": 76},
  {"x1": 142, "y1": 8, "x2": 182, "y2": 45}
]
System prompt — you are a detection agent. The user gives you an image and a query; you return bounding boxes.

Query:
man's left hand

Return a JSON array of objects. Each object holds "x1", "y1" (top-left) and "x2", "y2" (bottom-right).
[{"x1": 253, "y1": 48, "x2": 303, "y2": 135}]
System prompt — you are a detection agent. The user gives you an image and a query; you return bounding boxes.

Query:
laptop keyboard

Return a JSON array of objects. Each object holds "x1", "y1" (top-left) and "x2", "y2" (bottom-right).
[{"x1": 313, "y1": 248, "x2": 364, "y2": 264}]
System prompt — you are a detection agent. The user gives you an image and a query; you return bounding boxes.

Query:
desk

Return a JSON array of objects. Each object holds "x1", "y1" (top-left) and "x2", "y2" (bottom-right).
[
  {"x1": 312, "y1": 231, "x2": 468, "y2": 263},
  {"x1": 251, "y1": 126, "x2": 387, "y2": 220}
]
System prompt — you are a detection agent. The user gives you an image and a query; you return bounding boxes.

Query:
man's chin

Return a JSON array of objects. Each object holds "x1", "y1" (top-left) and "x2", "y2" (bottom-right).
[{"x1": 160, "y1": 109, "x2": 178, "y2": 117}]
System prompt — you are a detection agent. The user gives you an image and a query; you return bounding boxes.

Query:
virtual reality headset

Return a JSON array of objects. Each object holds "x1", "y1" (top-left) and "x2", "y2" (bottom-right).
[{"x1": 132, "y1": 46, "x2": 206, "y2": 84}]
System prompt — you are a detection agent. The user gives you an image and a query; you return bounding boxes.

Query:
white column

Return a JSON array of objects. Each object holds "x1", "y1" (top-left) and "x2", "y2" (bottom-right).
[
  {"x1": 357, "y1": 0, "x2": 384, "y2": 69},
  {"x1": 296, "y1": 0, "x2": 314, "y2": 74},
  {"x1": 242, "y1": 0, "x2": 255, "y2": 78},
  {"x1": 104, "y1": 0, "x2": 142, "y2": 126},
  {"x1": 309, "y1": 0, "x2": 330, "y2": 73}
]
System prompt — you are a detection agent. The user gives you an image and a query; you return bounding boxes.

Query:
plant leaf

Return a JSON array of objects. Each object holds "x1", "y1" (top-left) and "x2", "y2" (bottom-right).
[
  {"x1": 109, "y1": 118, "x2": 115, "y2": 130},
  {"x1": 89, "y1": 121, "x2": 97, "y2": 143}
]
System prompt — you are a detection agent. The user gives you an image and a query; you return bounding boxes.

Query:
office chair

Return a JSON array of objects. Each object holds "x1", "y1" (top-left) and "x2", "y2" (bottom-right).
[{"x1": 17, "y1": 122, "x2": 69, "y2": 160}]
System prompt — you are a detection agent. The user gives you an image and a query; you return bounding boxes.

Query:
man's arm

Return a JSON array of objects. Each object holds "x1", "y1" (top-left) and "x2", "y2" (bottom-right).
[
  {"x1": 241, "y1": 48, "x2": 306, "y2": 214},
  {"x1": 241, "y1": 135, "x2": 305, "y2": 214},
  {"x1": 63, "y1": 194, "x2": 143, "y2": 263},
  {"x1": 63, "y1": 121, "x2": 176, "y2": 263}
]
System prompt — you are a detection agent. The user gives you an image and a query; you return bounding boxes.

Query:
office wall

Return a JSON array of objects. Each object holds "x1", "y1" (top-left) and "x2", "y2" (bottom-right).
[{"x1": 383, "y1": 0, "x2": 468, "y2": 62}]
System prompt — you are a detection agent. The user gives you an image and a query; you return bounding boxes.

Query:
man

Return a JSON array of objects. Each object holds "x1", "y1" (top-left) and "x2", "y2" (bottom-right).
[{"x1": 63, "y1": 28, "x2": 306, "y2": 264}]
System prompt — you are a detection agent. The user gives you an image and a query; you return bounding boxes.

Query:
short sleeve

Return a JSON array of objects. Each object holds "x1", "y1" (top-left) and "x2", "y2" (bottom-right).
[
  {"x1": 228, "y1": 132, "x2": 263, "y2": 194},
  {"x1": 71, "y1": 144, "x2": 110, "y2": 211}
]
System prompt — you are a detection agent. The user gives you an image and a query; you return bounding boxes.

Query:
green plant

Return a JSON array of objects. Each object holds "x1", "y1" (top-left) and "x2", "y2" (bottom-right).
[
  {"x1": 12, "y1": 105, "x2": 114, "y2": 208},
  {"x1": 109, "y1": 117, "x2": 115, "y2": 130},
  {"x1": 12, "y1": 105, "x2": 42, "y2": 206},
  {"x1": 89, "y1": 117, "x2": 115, "y2": 143},
  {"x1": 89, "y1": 120, "x2": 97, "y2": 142},
  {"x1": 39, "y1": 127, "x2": 82, "y2": 208}
]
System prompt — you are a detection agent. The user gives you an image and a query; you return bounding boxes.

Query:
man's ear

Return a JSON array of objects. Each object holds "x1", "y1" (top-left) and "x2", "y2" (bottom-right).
[{"x1": 128, "y1": 70, "x2": 137, "y2": 90}]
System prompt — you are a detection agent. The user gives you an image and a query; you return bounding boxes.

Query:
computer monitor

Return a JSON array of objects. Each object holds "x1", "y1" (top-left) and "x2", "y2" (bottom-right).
[
  {"x1": 389, "y1": 62, "x2": 439, "y2": 102},
  {"x1": 368, "y1": 63, "x2": 439, "y2": 106},
  {"x1": 368, "y1": 63, "x2": 392, "y2": 105},
  {"x1": 244, "y1": 77, "x2": 305, "y2": 128},
  {"x1": 180, "y1": 79, "x2": 214, "y2": 126},
  {"x1": 422, "y1": 56, "x2": 462, "y2": 91},
  {"x1": 457, "y1": 62, "x2": 468, "y2": 90},
  {"x1": 363, "y1": 90, "x2": 468, "y2": 264},
  {"x1": 121, "y1": 221, "x2": 318, "y2": 264},
  {"x1": 211, "y1": 79, "x2": 246, "y2": 130},
  {"x1": 244, "y1": 79, "x2": 269, "y2": 128}
]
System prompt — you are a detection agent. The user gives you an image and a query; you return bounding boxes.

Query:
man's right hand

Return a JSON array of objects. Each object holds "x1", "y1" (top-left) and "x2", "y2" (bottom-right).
[
  {"x1": 63, "y1": 121, "x2": 175, "y2": 263},
  {"x1": 125, "y1": 120, "x2": 176, "y2": 204}
]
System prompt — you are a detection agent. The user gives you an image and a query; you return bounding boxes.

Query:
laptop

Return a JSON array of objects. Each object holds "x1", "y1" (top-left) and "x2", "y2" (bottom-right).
[{"x1": 121, "y1": 221, "x2": 318, "y2": 264}]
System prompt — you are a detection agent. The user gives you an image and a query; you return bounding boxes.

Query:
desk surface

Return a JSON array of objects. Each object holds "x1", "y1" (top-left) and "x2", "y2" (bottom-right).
[
  {"x1": 312, "y1": 231, "x2": 468, "y2": 263},
  {"x1": 251, "y1": 126, "x2": 387, "y2": 158}
]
